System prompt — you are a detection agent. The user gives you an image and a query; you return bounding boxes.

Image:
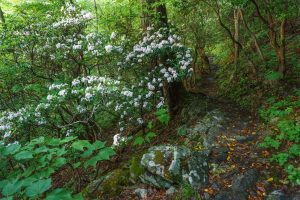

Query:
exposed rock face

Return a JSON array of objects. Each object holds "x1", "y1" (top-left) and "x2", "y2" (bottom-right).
[
  {"x1": 266, "y1": 190, "x2": 286, "y2": 200},
  {"x1": 214, "y1": 191, "x2": 247, "y2": 200},
  {"x1": 231, "y1": 169, "x2": 259, "y2": 192},
  {"x1": 186, "y1": 109, "x2": 226, "y2": 149},
  {"x1": 266, "y1": 190, "x2": 300, "y2": 200},
  {"x1": 134, "y1": 188, "x2": 148, "y2": 199},
  {"x1": 180, "y1": 94, "x2": 208, "y2": 123},
  {"x1": 84, "y1": 168, "x2": 129, "y2": 198},
  {"x1": 139, "y1": 145, "x2": 209, "y2": 189},
  {"x1": 213, "y1": 169, "x2": 259, "y2": 200}
]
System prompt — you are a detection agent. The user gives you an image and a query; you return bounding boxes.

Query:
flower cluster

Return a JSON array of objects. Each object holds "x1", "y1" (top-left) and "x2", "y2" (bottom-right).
[
  {"x1": 53, "y1": 3, "x2": 93, "y2": 28},
  {"x1": 0, "y1": 5, "x2": 193, "y2": 146},
  {"x1": 0, "y1": 76, "x2": 121, "y2": 139}
]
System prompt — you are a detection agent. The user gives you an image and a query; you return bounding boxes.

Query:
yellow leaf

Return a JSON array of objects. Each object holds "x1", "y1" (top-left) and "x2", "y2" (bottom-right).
[{"x1": 267, "y1": 177, "x2": 273, "y2": 182}]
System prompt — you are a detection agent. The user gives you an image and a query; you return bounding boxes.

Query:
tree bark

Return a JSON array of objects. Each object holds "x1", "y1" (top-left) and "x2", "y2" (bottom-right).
[
  {"x1": 140, "y1": 0, "x2": 154, "y2": 30},
  {"x1": 93, "y1": 0, "x2": 99, "y2": 32},
  {"x1": 196, "y1": 45, "x2": 210, "y2": 73},
  {"x1": 0, "y1": 6, "x2": 6, "y2": 29},
  {"x1": 141, "y1": 0, "x2": 182, "y2": 116},
  {"x1": 239, "y1": 9, "x2": 265, "y2": 61},
  {"x1": 234, "y1": 9, "x2": 240, "y2": 67},
  {"x1": 278, "y1": 18, "x2": 287, "y2": 75},
  {"x1": 250, "y1": 0, "x2": 287, "y2": 77}
]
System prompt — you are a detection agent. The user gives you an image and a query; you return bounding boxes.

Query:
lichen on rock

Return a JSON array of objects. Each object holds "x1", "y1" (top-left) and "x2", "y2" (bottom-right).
[{"x1": 139, "y1": 144, "x2": 209, "y2": 189}]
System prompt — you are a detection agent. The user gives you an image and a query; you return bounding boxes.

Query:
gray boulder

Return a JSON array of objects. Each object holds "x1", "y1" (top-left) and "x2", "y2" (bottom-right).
[
  {"x1": 231, "y1": 169, "x2": 259, "y2": 192},
  {"x1": 214, "y1": 191, "x2": 247, "y2": 200},
  {"x1": 139, "y1": 145, "x2": 209, "y2": 189},
  {"x1": 214, "y1": 169, "x2": 259, "y2": 200},
  {"x1": 266, "y1": 190, "x2": 287, "y2": 200},
  {"x1": 134, "y1": 188, "x2": 148, "y2": 199},
  {"x1": 187, "y1": 109, "x2": 226, "y2": 148}
]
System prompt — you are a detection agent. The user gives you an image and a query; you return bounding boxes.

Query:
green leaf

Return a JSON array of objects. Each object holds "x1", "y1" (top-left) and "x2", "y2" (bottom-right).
[
  {"x1": 4, "y1": 143, "x2": 21, "y2": 155},
  {"x1": 2, "y1": 180, "x2": 23, "y2": 196},
  {"x1": 98, "y1": 147, "x2": 115, "y2": 160},
  {"x1": 52, "y1": 157, "x2": 66, "y2": 168},
  {"x1": 92, "y1": 141, "x2": 105, "y2": 150},
  {"x1": 145, "y1": 132, "x2": 156, "y2": 142},
  {"x1": 73, "y1": 193, "x2": 84, "y2": 200},
  {"x1": 177, "y1": 126, "x2": 187, "y2": 136},
  {"x1": 0, "y1": 180, "x2": 8, "y2": 189},
  {"x1": 22, "y1": 177, "x2": 38, "y2": 187},
  {"x1": 0, "y1": 197, "x2": 13, "y2": 200},
  {"x1": 84, "y1": 156, "x2": 99, "y2": 169},
  {"x1": 71, "y1": 140, "x2": 92, "y2": 151},
  {"x1": 265, "y1": 71, "x2": 283, "y2": 81},
  {"x1": 47, "y1": 138, "x2": 63, "y2": 146},
  {"x1": 14, "y1": 150, "x2": 33, "y2": 160},
  {"x1": 30, "y1": 137, "x2": 45, "y2": 145},
  {"x1": 155, "y1": 108, "x2": 170, "y2": 125},
  {"x1": 133, "y1": 137, "x2": 145, "y2": 146},
  {"x1": 81, "y1": 149, "x2": 94, "y2": 158},
  {"x1": 34, "y1": 146, "x2": 49, "y2": 154},
  {"x1": 45, "y1": 188, "x2": 72, "y2": 200},
  {"x1": 55, "y1": 148, "x2": 67, "y2": 157},
  {"x1": 25, "y1": 178, "x2": 52, "y2": 197},
  {"x1": 38, "y1": 167, "x2": 55, "y2": 178},
  {"x1": 60, "y1": 136, "x2": 77, "y2": 144},
  {"x1": 83, "y1": 147, "x2": 115, "y2": 168},
  {"x1": 73, "y1": 162, "x2": 81, "y2": 169},
  {"x1": 147, "y1": 121, "x2": 153, "y2": 129}
]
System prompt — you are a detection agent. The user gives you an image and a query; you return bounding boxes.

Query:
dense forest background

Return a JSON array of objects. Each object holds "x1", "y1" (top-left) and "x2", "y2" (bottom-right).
[{"x1": 0, "y1": 0, "x2": 299, "y2": 199}]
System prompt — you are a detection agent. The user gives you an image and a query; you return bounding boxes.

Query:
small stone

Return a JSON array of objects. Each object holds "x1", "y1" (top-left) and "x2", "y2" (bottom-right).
[
  {"x1": 134, "y1": 188, "x2": 148, "y2": 199},
  {"x1": 234, "y1": 135, "x2": 255, "y2": 143},
  {"x1": 203, "y1": 192, "x2": 210, "y2": 200},
  {"x1": 210, "y1": 147, "x2": 228, "y2": 162},
  {"x1": 214, "y1": 191, "x2": 247, "y2": 200},
  {"x1": 290, "y1": 190, "x2": 300, "y2": 200},
  {"x1": 266, "y1": 190, "x2": 286, "y2": 200},
  {"x1": 231, "y1": 169, "x2": 259, "y2": 192},
  {"x1": 166, "y1": 186, "x2": 177, "y2": 196}
]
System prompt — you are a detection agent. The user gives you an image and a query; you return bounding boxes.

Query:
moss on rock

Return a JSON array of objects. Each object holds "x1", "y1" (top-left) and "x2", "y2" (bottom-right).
[
  {"x1": 101, "y1": 169, "x2": 129, "y2": 195},
  {"x1": 129, "y1": 156, "x2": 145, "y2": 181},
  {"x1": 154, "y1": 150, "x2": 164, "y2": 165},
  {"x1": 84, "y1": 168, "x2": 130, "y2": 199}
]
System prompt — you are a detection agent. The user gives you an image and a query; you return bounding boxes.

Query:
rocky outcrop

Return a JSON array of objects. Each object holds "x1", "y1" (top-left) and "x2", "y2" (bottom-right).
[
  {"x1": 186, "y1": 109, "x2": 226, "y2": 149},
  {"x1": 139, "y1": 145, "x2": 209, "y2": 189},
  {"x1": 266, "y1": 190, "x2": 300, "y2": 200},
  {"x1": 84, "y1": 168, "x2": 129, "y2": 198},
  {"x1": 214, "y1": 169, "x2": 259, "y2": 200}
]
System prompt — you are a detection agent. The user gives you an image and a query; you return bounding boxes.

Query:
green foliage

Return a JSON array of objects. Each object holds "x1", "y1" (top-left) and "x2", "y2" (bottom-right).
[
  {"x1": 177, "y1": 125, "x2": 187, "y2": 136},
  {"x1": 0, "y1": 136, "x2": 114, "y2": 199},
  {"x1": 175, "y1": 182, "x2": 201, "y2": 200},
  {"x1": 155, "y1": 108, "x2": 170, "y2": 125},
  {"x1": 133, "y1": 121, "x2": 158, "y2": 146},
  {"x1": 71, "y1": 140, "x2": 115, "y2": 169},
  {"x1": 260, "y1": 93, "x2": 300, "y2": 185},
  {"x1": 265, "y1": 71, "x2": 283, "y2": 81},
  {"x1": 45, "y1": 188, "x2": 83, "y2": 200}
]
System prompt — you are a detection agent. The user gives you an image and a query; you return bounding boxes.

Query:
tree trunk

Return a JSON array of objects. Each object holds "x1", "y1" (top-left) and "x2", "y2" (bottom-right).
[
  {"x1": 196, "y1": 45, "x2": 210, "y2": 73},
  {"x1": 140, "y1": 0, "x2": 154, "y2": 30},
  {"x1": 234, "y1": 9, "x2": 240, "y2": 67},
  {"x1": 278, "y1": 18, "x2": 287, "y2": 75},
  {"x1": 0, "y1": 6, "x2": 6, "y2": 29},
  {"x1": 141, "y1": 0, "x2": 182, "y2": 116},
  {"x1": 249, "y1": 0, "x2": 287, "y2": 77},
  {"x1": 239, "y1": 9, "x2": 265, "y2": 61},
  {"x1": 93, "y1": 0, "x2": 99, "y2": 32}
]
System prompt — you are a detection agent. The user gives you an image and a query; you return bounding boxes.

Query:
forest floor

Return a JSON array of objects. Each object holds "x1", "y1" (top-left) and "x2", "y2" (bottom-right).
[
  {"x1": 123, "y1": 66, "x2": 300, "y2": 199},
  {"x1": 53, "y1": 67, "x2": 300, "y2": 200}
]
